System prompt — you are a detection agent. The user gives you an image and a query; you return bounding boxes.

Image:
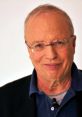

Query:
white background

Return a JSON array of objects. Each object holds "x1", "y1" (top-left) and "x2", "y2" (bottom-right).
[{"x1": 0, "y1": 0, "x2": 82, "y2": 86}]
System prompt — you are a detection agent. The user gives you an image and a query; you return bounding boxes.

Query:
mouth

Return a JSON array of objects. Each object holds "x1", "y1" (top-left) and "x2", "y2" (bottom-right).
[{"x1": 43, "y1": 63, "x2": 61, "y2": 70}]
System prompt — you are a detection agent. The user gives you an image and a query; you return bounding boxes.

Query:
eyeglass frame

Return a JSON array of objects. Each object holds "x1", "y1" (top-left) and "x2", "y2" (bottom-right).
[{"x1": 25, "y1": 35, "x2": 75, "y2": 53}]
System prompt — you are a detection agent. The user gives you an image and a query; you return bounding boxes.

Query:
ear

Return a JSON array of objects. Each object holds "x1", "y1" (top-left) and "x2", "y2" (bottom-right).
[
  {"x1": 72, "y1": 35, "x2": 76, "y2": 54},
  {"x1": 72, "y1": 35, "x2": 76, "y2": 48}
]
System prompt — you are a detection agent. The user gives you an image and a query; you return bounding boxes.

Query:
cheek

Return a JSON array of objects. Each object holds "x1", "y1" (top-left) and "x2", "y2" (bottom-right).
[
  {"x1": 67, "y1": 46, "x2": 75, "y2": 60},
  {"x1": 29, "y1": 52, "x2": 43, "y2": 65},
  {"x1": 59, "y1": 47, "x2": 74, "y2": 64},
  {"x1": 62, "y1": 47, "x2": 75, "y2": 68}
]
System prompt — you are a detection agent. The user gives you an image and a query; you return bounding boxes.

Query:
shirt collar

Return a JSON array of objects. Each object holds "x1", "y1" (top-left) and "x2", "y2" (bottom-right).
[
  {"x1": 29, "y1": 69, "x2": 39, "y2": 96},
  {"x1": 29, "y1": 63, "x2": 82, "y2": 96}
]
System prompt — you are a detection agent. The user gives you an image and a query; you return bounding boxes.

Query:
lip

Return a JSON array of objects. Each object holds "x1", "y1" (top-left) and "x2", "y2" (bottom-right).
[{"x1": 43, "y1": 63, "x2": 61, "y2": 70}]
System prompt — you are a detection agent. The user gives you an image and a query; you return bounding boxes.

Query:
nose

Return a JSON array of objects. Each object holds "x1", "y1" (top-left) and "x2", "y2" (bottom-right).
[{"x1": 45, "y1": 46, "x2": 58, "y2": 60}]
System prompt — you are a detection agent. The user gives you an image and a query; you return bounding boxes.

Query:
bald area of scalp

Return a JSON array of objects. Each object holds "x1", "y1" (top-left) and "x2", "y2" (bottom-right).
[
  {"x1": 24, "y1": 5, "x2": 74, "y2": 38},
  {"x1": 25, "y1": 15, "x2": 74, "y2": 38}
]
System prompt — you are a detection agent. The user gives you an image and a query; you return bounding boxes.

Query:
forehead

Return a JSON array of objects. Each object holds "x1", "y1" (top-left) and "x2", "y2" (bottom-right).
[{"x1": 25, "y1": 11, "x2": 72, "y2": 42}]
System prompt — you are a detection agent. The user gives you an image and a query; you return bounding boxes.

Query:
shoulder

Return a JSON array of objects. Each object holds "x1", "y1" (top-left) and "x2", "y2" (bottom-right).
[
  {"x1": 0, "y1": 75, "x2": 32, "y2": 98},
  {"x1": 0, "y1": 75, "x2": 31, "y2": 89}
]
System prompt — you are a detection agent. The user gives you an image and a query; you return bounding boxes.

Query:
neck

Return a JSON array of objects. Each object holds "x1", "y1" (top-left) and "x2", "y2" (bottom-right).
[{"x1": 37, "y1": 76, "x2": 71, "y2": 96}]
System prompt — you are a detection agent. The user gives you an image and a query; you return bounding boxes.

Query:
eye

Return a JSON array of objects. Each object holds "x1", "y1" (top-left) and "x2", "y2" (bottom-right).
[
  {"x1": 52, "y1": 40, "x2": 65, "y2": 48},
  {"x1": 57, "y1": 41, "x2": 65, "y2": 45},
  {"x1": 35, "y1": 43, "x2": 44, "y2": 48},
  {"x1": 33, "y1": 43, "x2": 45, "y2": 50}
]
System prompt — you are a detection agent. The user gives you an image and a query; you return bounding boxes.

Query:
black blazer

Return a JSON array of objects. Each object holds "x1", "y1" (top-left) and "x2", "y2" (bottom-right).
[{"x1": 0, "y1": 75, "x2": 82, "y2": 117}]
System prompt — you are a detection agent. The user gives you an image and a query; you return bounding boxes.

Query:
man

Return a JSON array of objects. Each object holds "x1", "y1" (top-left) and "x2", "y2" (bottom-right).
[{"x1": 0, "y1": 4, "x2": 82, "y2": 117}]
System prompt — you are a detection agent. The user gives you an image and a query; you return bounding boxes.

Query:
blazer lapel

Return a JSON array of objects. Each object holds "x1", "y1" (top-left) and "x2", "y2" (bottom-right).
[{"x1": 13, "y1": 77, "x2": 37, "y2": 117}]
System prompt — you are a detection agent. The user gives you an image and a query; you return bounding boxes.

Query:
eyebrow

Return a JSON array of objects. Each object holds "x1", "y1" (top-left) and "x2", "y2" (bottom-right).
[
  {"x1": 29, "y1": 38, "x2": 69, "y2": 45},
  {"x1": 33, "y1": 40, "x2": 44, "y2": 43},
  {"x1": 30, "y1": 40, "x2": 45, "y2": 45},
  {"x1": 32, "y1": 39, "x2": 65, "y2": 43}
]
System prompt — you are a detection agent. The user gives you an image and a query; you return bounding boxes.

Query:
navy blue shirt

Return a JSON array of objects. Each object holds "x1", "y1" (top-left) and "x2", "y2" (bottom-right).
[{"x1": 29, "y1": 63, "x2": 82, "y2": 117}]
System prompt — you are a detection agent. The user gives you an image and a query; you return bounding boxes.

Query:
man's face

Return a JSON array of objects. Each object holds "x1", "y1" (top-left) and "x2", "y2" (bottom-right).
[{"x1": 25, "y1": 11, "x2": 76, "y2": 82}]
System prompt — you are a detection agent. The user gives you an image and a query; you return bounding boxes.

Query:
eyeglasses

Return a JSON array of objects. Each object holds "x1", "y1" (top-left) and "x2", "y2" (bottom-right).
[{"x1": 25, "y1": 36, "x2": 75, "y2": 53}]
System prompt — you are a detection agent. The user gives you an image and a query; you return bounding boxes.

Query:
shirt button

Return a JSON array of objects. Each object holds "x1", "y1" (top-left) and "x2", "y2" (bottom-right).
[{"x1": 51, "y1": 106, "x2": 54, "y2": 111}]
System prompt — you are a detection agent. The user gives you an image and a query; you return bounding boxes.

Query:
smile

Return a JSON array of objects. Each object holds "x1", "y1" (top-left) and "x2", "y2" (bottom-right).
[{"x1": 43, "y1": 63, "x2": 61, "y2": 70}]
